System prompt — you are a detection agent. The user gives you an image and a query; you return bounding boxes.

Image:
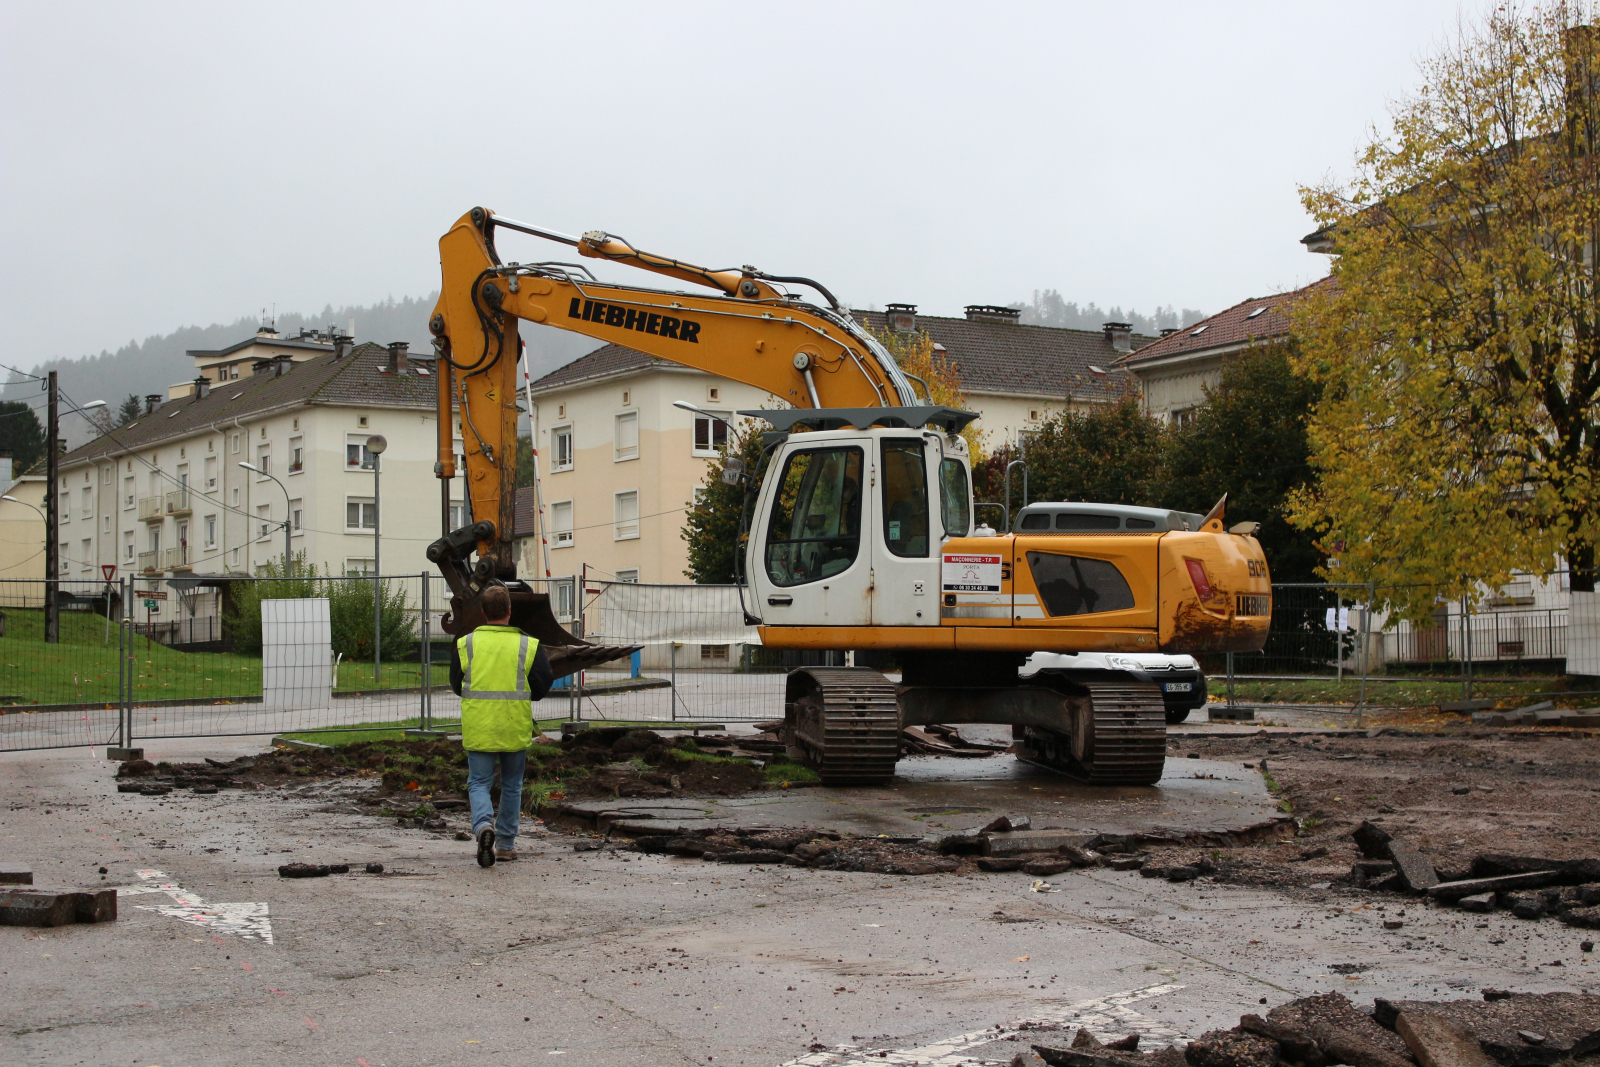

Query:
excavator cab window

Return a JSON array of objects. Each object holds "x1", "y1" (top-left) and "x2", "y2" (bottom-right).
[
  {"x1": 938, "y1": 458, "x2": 970, "y2": 540},
  {"x1": 764, "y1": 447, "x2": 863, "y2": 587},
  {"x1": 881, "y1": 439, "x2": 930, "y2": 558}
]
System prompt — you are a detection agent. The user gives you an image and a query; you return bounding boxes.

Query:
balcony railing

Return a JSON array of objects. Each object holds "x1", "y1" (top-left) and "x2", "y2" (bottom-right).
[
  {"x1": 165, "y1": 489, "x2": 191, "y2": 516},
  {"x1": 137, "y1": 497, "x2": 164, "y2": 522},
  {"x1": 162, "y1": 545, "x2": 190, "y2": 571},
  {"x1": 137, "y1": 550, "x2": 161, "y2": 574}
]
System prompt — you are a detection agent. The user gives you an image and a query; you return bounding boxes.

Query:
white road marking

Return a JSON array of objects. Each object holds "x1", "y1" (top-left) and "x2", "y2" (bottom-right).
[
  {"x1": 117, "y1": 868, "x2": 274, "y2": 944},
  {"x1": 776, "y1": 982, "x2": 1186, "y2": 1067}
]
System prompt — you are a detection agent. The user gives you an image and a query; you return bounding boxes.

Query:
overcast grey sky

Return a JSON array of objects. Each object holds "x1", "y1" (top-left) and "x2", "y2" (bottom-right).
[{"x1": 2, "y1": 0, "x2": 1475, "y2": 369}]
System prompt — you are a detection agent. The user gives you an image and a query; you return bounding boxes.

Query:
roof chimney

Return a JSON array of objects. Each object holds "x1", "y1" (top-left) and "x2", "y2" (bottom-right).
[
  {"x1": 964, "y1": 305, "x2": 1021, "y2": 325},
  {"x1": 1102, "y1": 322, "x2": 1133, "y2": 352},
  {"x1": 1160, "y1": 327, "x2": 1180, "y2": 338},
  {"x1": 332, "y1": 333, "x2": 354, "y2": 359},
  {"x1": 252, "y1": 358, "x2": 274, "y2": 376},
  {"x1": 193, "y1": 376, "x2": 211, "y2": 401},
  {"x1": 885, "y1": 303, "x2": 918, "y2": 333},
  {"x1": 274, "y1": 354, "x2": 293, "y2": 377},
  {"x1": 257, "y1": 324, "x2": 279, "y2": 339},
  {"x1": 385, "y1": 341, "x2": 410, "y2": 375},
  {"x1": 144, "y1": 394, "x2": 162, "y2": 416}
]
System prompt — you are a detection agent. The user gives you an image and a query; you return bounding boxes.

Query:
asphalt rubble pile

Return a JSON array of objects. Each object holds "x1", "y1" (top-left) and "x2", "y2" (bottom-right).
[
  {"x1": 1334, "y1": 819, "x2": 1600, "y2": 931},
  {"x1": 1017, "y1": 990, "x2": 1600, "y2": 1067},
  {"x1": 115, "y1": 756, "x2": 253, "y2": 795},
  {"x1": 612, "y1": 813, "x2": 1293, "y2": 877}
]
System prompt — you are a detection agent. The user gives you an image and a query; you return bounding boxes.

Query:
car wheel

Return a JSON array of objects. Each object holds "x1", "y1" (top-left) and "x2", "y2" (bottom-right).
[{"x1": 1164, "y1": 705, "x2": 1191, "y2": 725}]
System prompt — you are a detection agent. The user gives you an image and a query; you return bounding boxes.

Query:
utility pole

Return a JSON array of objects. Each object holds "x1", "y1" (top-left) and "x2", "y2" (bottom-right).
[{"x1": 44, "y1": 371, "x2": 59, "y2": 644}]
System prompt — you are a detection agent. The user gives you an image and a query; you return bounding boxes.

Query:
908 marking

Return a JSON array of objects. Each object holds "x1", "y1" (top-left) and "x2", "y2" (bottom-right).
[{"x1": 1246, "y1": 559, "x2": 1268, "y2": 577}]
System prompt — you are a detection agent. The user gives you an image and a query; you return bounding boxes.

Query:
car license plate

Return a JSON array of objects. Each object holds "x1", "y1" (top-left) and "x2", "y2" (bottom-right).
[{"x1": 1163, "y1": 682, "x2": 1192, "y2": 693}]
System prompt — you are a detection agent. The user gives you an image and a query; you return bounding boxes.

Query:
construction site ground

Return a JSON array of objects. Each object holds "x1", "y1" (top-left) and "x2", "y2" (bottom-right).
[{"x1": 5, "y1": 710, "x2": 1600, "y2": 1067}]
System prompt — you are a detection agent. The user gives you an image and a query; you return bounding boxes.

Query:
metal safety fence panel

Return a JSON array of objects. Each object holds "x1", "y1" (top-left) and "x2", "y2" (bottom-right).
[
  {"x1": 541, "y1": 578, "x2": 789, "y2": 725},
  {"x1": 0, "y1": 574, "x2": 447, "y2": 752}
]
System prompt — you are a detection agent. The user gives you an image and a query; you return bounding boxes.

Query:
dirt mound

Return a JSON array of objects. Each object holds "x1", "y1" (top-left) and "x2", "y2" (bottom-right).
[{"x1": 217, "y1": 728, "x2": 784, "y2": 801}]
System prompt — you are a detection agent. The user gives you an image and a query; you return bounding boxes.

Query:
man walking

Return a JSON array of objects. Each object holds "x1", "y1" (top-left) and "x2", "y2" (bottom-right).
[{"x1": 449, "y1": 584, "x2": 553, "y2": 867}]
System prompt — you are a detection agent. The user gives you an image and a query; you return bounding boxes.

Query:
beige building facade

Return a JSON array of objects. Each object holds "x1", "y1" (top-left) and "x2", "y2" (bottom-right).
[
  {"x1": 53, "y1": 340, "x2": 456, "y2": 626},
  {"x1": 0, "y1": 473, "x2": 47, "y2": 583}
]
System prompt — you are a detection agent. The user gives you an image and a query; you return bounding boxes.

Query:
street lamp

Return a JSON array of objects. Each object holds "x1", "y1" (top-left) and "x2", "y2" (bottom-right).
[
  {"x1": 365, "y1": 435, "x2": 387, "y2": 684},
  {"x1": 238, "y1": 462, "x2": 293, "y2": 573}
]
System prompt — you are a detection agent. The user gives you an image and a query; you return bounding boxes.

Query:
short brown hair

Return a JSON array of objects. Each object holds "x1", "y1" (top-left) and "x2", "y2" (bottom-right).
[{"x1": 481, "y1": 584, "x2": 511, "y2": 621}]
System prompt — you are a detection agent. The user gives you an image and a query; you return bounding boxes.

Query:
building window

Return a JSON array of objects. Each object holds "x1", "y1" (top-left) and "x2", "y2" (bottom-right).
[
  {"x1": 254, "y1": 445, "x2": 271, "y2": 477},
  {"x1": 287, "y1": 436, "x2": 304, "y2": 474},
  {"x1": 615, "y1": 569, "x2": 639, "y2": 583},
  {"x1": 622, "y1": 389, "x2": 630, "y2": 406},
  {"x1": 449, "y1": 501, "x2": 468, "y2": 530},
  {"x1": 101, "y1": 466, "x2": 111, "y2": 484},
  {"x1": 57, "y1": 542, "x2": 67, "y2": 576},
  {"x1": 124, "y1": 533, "x2": 134, "y2": 561},
  {"x1": 231, "y1": 487, "x2": 240, "y2": 507},
  {"x1": 1171, "y1": 407, "x2": 1198, "y2": 428},
  {"x1": 204, "y1": 515, "x2": 217, "y2": 548},
  {"x1": 346, "y1": 434, "x2": 376, "y2": 469},
  {"x1": 344, "y1": 557, "x2": 375, "y2": 576},
  {"x1": 102, "y1": 515, "x2": 111, "y2": 533},
  {"x1": 613, "y1": 490, "x2": 639, "y2": 540},
  {"x1": 692, "y1": 411, "x2": 729, "y2": 456},
  {"x1": 552, "y1": 578, "x2": 575, "y2": 620},
  {"x1": 256, "y1": 504, "x2": 272, "y2": 541},
  {"x1": 346, "y1": 497, "x2": 376, "y2": 530},
  {"x1": 708, "y1": 387, "x2": 720, "y2": 402},
  {"x1": 230, "y1": 433, "x2": 240, "y2": 454},
  {"x1": 701, "y1": 644, "x2": 729, "y2": 662},
  {"x1": 551, "y1": 500, "x2": 573, "y2": 547},
  {"x1": 232, "y1": 546, "x2": 240, "y2": 565},
  {"x1": 552, "y1": 426, "x2": 574, "y2": 471},
  {"x1": 80, "y1": 538, "x2": 91, "y2": 571},
  {"x1": 204, "y1": 456, "x2": 217, "y2": 491},
  {"x1": 289, "y1": 498, "x2": 303, "y2": 534},
  {"x1": 123, "y1": 476, "x2": 135, "y2": 509},
  {"x1": 557, "y1": 403, "x2": 566, "y2": 419},
  {"x1": 614, "y1": 412, "x2": 638, "y2": 462}
]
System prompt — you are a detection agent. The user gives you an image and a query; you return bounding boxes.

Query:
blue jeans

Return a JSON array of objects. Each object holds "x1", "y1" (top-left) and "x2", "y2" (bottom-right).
[{"x1": 466, "y1": 750, "x2": 527, "y2": 850}]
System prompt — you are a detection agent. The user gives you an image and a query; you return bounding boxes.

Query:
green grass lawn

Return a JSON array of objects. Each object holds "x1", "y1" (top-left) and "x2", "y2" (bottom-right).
[
  {"x1": 0, "y1": 608, "x2": 450, "y2": 706},
  {"x1": 1227, "y1": 675, "x2": 1567, "y2": 707}
]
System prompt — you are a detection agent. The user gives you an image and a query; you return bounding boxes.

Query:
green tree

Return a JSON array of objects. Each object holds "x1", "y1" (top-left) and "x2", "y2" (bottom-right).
[
  {"x1": 977, "y1": 397, "x2": 1168, "y2": 528},
  {"x1": 222, "y1": 553, "x2": 410, "y2": 660},
  {"x1": 1165, "y1": 343, "x2": 1322, "y2": 581},
  {"x1": 681, "y1": 422, "x2": 766, "y2": 583},
  {"x1": 0, "y1": 401, "x2": 45, "y2": 475},
  {"x1": 1291, "y1": 5, "x2": 1600, "y2": 617},
  {"x1": 515, "y1": 433, "x2": 538, "y2": 489},
  {"x1": 115, "y1": 393, "x2": 142, "y2": 426}
]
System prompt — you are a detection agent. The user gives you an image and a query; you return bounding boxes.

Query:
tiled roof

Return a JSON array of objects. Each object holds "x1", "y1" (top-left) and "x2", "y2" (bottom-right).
[
  {"x1": 1113, "y1": 279, "x2": 1328, "y2": 367},
  {"x1": 59, "y1": 343, "x2": 437, "y2": 467},
  {"x1": 530, "y1": 311, "x2": 1154, "y2": 403},
  {"x1": 529, "y1": 344, "x2": 667, "y2": 391},
  {"x1": 856, "y1": 310, "x2": 1151, "y2": 402}
]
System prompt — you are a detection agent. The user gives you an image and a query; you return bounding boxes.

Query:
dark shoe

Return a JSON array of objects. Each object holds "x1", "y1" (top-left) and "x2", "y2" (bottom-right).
[{"x1": 476, "y1": 825, "x2": 496, "y2": 867}]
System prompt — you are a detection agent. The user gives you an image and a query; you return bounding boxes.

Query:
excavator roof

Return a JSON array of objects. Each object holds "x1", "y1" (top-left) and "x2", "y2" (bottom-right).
[
  {"x1": 737, "y1": 406, "x2": 979, "y2": 434},
  {"x1": 1015, "y1": 502, "x2": 1207, "y2": 533}
]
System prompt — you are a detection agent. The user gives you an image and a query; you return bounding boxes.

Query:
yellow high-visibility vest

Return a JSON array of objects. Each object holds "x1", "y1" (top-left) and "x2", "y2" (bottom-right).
[{"x1": 458, "y1": 624, "x2": 538, "y2": 751}]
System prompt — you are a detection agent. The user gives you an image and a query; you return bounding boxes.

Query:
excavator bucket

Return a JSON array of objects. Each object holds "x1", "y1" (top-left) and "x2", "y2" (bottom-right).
[{"x1": 442, "y1": 582, "x2": 640, "y2": 682}]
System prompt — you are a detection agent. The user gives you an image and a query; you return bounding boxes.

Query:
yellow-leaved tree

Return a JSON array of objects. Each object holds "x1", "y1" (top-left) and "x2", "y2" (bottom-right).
[
  {"x1": 867, "y1": 324, "x2": 985, "y2": 459},
  {"x1": 1290, "y1": 3, "x2": 1600, "y2": 619}
]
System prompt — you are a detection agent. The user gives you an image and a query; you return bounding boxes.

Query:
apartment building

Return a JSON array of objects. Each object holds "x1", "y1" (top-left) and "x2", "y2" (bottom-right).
[
  {"x1": 52, "y1": 341, "x2": 457, "y2": 618},
  {"x1": 522, "y1": 303, "x2": 1150, "y2": 585}
]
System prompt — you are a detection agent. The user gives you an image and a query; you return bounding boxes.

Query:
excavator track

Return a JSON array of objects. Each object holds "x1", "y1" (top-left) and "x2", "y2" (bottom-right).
[
  {"x1": 1018, "y1": 680, "x2": 1166, "y2": 786},
  {"x1": 783, "y1": 667, "x2": 901, "y2": 786}
]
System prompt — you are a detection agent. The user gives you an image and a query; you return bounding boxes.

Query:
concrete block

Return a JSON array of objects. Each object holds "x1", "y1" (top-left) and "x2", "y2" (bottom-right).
[
  {"x1": 1456, "y1": 892, "x2": 1496, "y2": 912},
  {"x1": 1536, "y1": 710, "x2": 1570, "y2": 726},
  {"x1": 105, "y1": 747, "x2": 143, "y2": 761},
  {"x1": 0, "y1": 889, "x2": 76, "y2": 926},
  {"x1": 985, "y1": 830, "x2": 1096, "y2": 857},
  {"x1": 1209, "y1": 704, "x2": 1255, "y2": 721},
  {"x1": 0, "y1": 863, "x2": 32, "y2": 885},
  {"x1": 67, "y1": 887, "x2": 117, "y2": 923},
  {"x1": 1396, "y1": 1012, "x2": 1497, "y2": 1067},
  {"x1": 268, "y1": 736, "x2": 330, "y2": 751},
  {"x1": 1561, "y1": 709, "x2": 1600, "y2": 727},
  {"x1": 1390, "y1": 842, "x2": 1440, "y2": 891}
]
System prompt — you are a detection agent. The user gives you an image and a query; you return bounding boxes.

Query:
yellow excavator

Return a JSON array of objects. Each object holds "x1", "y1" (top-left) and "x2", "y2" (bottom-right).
[{"x1": 425, "y1": 207, "x2": 1271, "y2": 786}]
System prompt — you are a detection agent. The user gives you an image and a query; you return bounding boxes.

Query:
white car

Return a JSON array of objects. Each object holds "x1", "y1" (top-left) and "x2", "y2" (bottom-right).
[{"x1": 1021, "y1": 650, "x2": 1209, "y2": 724}]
